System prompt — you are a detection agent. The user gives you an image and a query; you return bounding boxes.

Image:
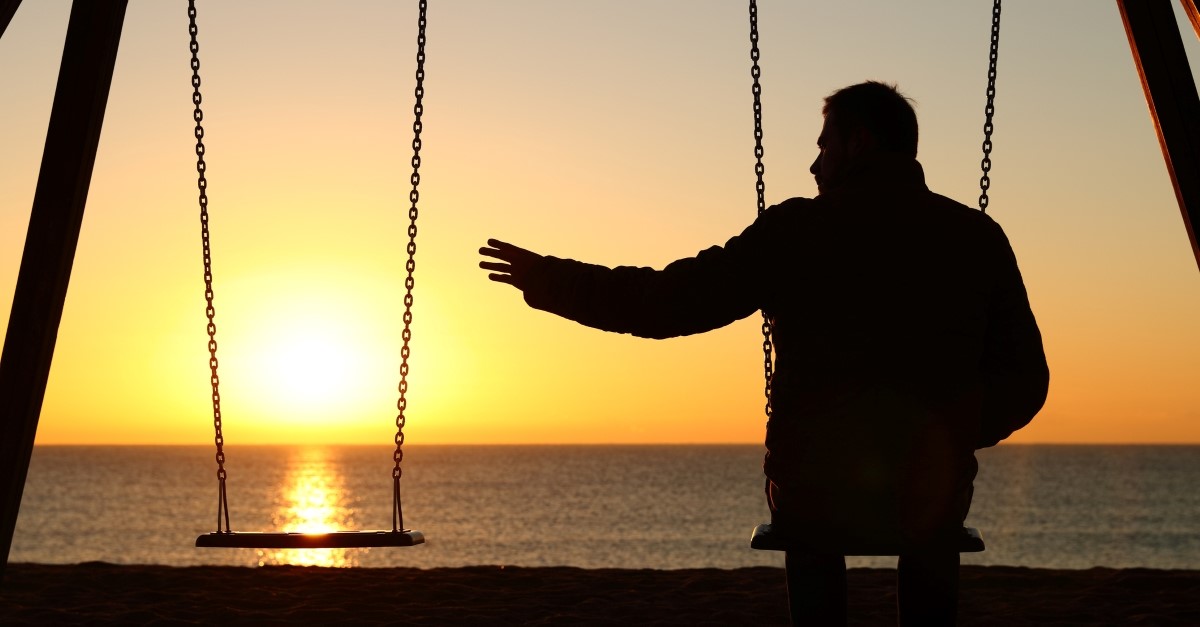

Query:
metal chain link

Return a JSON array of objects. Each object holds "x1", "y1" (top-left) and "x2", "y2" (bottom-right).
[
  {"x1": 978, "y1": 0, "x2": 1001, "y2": 214},
  {"x1": 393, "y1": 0, "x2": 427, "y2": 533},
  {"x1": 188, "y1": 0, "x2": 230, "y2": 535},
  {"x1": 749, "y1": 0, "x2": 773, "y2": 420}
]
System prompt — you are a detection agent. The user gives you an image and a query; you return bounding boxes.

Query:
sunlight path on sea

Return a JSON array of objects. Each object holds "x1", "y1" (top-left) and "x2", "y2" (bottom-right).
[{"x1": 256, "y1": 448, "x2": 362, "y2": 567}]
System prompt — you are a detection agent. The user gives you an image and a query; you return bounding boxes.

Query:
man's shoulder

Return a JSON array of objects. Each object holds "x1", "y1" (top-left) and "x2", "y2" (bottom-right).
[
  {"x1": 776, "y1": 196, "x2": 817, "y2": 208},
  {"x1": 926, "y1": 190, "x2": 986, "y2": 215},
  {"x1": 761, "y1": 196, "x2": 815, "y2": 213},
  {"x1": 751, "y1": 197, "x2": 835, "y2": 237},
  {"x1": 762, "y1": 196, "x2": 819, "y2": 221},
  {"x1": 924, "y1": 191, "x2": 1005, "y2": 232},
  {"x1": 762, "y1": 191, "x2": 1002, "y2": 234}
]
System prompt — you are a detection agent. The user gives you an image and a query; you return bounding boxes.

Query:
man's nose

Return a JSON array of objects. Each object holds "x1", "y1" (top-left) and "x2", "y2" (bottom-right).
[{"x1": 809, "y1": 154, "x2": 820, "y2": 176}]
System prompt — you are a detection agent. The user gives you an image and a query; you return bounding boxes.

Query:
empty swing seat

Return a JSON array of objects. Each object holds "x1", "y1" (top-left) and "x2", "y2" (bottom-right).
[
  {"x1": 750, "y1": 523, "x2": 985, "y2": 555},
  {"x1": 196, "y1": 529, "x2": 424, "y2": 549}
]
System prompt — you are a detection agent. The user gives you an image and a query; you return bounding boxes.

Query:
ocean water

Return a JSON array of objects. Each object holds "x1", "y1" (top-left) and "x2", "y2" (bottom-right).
[{"x1": 9, "y1": 445, "x2": 1199, "y2": 569}]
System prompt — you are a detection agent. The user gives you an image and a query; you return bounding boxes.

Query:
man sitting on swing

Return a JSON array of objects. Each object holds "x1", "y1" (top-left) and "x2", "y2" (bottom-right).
[{"x1": 479, "y1": 81, "x2": 1049, "y2": 626}]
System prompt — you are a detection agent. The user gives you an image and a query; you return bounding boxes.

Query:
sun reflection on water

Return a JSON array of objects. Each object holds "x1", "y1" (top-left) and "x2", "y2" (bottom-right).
[{"x1": 256, "y1": 448, "x2": 366, "y2": 567}]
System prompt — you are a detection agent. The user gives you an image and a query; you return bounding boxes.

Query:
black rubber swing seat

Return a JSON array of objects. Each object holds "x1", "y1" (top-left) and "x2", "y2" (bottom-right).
[
  {"x1": 195, "y1": 529, "x2": 424, "y2": 549},
  {"x1": 749, "y1": 523, "x2": 985, "y2": 555}
]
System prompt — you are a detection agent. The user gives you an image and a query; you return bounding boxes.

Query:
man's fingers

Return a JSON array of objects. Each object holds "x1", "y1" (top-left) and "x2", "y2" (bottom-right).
[
  {"x1": 479, "y1": 261, "x2": 511, "y2": 273},
  {"x1": 480, "y1": 244, "x2": 523, "y2": 264},
  {"x1": 485, "y1": 239, "x2": 535, "y2": 259},
  {"x1": 482, "y1": 239, "x2": 513, "y2": 256},
  {"x1": 481, "y1": 238, "x2": 540, "y2": 291},
  {"x1": 479, "y1": 246, "x2": 505, "y2": 260},
  {"x1": 487, "y1": 273, "x2": 515, "y2": 285}
]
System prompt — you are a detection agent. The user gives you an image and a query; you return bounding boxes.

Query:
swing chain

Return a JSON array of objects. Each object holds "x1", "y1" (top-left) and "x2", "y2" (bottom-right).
[
  {"x1": 749, "y1": 0, "x2": 773, "y2": 419},
  {"x1": 188, "y1": 0, "x2": 230, "y2": 535},
  {"x1": 978, "y1": 0, "x2": 1001, "y2": 214},
  {"x1": 393, "y1": 0, "x2": 427, "y2": 533}
]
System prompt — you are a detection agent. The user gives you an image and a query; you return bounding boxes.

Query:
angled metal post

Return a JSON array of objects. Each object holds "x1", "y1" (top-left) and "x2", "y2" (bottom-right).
[
  {"x1": 1179, "y1": 0, "x2": 1199, "y2": 39},
  {"x1": 0, "y1": 0, "x2": 128, "y2": 582},
  {"x1": 1118, "y1": 0, "x2": 1200, "y2": 272},
  {"x1": 0, "y1": 0, "x2": 23, "y2": 40}
]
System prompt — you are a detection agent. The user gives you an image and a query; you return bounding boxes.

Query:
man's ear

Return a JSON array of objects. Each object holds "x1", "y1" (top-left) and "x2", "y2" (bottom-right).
[{"x1": 847, "y1": 126, "x2": 877, "y2": 157}]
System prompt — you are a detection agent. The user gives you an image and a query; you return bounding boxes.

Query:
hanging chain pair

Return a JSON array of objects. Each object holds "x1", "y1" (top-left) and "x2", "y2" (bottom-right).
[
  {"x1": 979, "y1": 0, "x2": 1001, "y2": 213},
  {"x1": 188, "y1": 0, "x2": 230, "y2": 534},
  {"x1": 393, "y1": 0, "x2": 427, "y2": 533},
  {"x1": 189, "y1": 0, "x2": 427, "y2": 535},
  {"x1": 749, "y1": 0, "x2": 773, "y2": 419}
]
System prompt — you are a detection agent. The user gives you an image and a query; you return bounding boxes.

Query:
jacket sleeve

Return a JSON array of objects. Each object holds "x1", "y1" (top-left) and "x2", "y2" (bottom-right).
[
  {"x1": 519, "y1": 208, "x2": 783, "y2": 340},
  {"x1": 977, "y1": 221, "x2": 1050, "y2": 448}
]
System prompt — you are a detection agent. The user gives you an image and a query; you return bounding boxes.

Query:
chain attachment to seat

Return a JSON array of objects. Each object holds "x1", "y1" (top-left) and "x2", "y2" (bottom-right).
[
  {"x1": 393, "y1": 0, "x2": 428, "y2": 533},
  {"x1": 188, "y1": 0, "x2": 231, "y2": 536}
]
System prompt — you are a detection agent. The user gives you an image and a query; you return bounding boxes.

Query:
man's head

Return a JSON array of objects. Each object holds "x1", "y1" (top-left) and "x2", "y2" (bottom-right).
[{"x1": 810, "y1": 81, "x2": 918, "y2": 193}]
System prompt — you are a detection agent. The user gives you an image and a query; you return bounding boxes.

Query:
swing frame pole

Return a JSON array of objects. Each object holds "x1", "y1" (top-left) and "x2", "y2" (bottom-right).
[
  {"x1": 1118, "y1": 0, "x2": 1200, "y2": 272},
  {"x1": 0, "y1": 0, "x2": 128, "y2": 581},
  {"x1": 0, "y1": 0, "x2": 22, "y2": 40}
]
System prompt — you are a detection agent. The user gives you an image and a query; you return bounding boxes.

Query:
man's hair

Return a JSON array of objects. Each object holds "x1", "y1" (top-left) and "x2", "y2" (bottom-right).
[{"x1": 822, "y1": 81, "x2": 918, "y2": 158}]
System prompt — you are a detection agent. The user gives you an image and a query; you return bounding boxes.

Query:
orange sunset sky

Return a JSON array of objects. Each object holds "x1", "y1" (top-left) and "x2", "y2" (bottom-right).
[{"x1": 2, "y1": 1, "x2": 1199, "y2": 445}]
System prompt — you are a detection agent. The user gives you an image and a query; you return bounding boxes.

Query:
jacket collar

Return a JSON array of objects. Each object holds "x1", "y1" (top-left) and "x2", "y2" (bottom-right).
[{"x1": 818, "y1": 153, "x2": 928, "y2": 200}]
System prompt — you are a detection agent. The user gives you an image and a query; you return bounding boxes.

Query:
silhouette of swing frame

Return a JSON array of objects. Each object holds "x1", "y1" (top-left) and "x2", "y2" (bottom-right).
[{"x1": 1, "y1": 0, "x2": 1199, "y2": 576}]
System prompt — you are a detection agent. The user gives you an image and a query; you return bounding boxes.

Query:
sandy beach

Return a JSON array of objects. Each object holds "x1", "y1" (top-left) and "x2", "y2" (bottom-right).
[{"x1": 1, "y1": 563, "x2": 1198, "y2": 625}]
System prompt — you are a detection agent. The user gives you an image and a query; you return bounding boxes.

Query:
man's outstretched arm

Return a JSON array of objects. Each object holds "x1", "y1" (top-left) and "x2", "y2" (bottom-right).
[{"x1": 477, "y1": 211, "x2": 777, "y2": 340}]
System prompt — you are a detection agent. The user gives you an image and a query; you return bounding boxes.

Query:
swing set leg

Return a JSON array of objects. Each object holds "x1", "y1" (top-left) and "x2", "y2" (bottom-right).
[
  {"x1": 1119, "y1": 0, "x2": 1200, "y2": 272},
  {"x1": 0, "y1": 0, "x2": 128, "y2": 580}
]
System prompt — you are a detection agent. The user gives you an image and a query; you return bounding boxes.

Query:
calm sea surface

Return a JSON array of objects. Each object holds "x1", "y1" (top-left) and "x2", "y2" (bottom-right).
[{"x1": 10, "y1": 445, "x2": 1199, "y2": 569}]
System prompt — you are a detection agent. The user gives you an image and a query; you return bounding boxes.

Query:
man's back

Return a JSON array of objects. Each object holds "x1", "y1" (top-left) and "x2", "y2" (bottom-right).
[{"x1": 759, "y1": 154, "x2": 1047, "y2": 549}]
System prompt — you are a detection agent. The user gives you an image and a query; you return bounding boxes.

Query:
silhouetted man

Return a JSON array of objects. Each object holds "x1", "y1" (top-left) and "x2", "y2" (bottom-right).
[{"x1": 479, "y1": 81, "x2": 1049, "y2": 626}]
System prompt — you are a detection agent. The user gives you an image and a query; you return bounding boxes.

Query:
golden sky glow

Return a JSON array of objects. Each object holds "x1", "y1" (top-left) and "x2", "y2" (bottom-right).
[{"x1": 3, "y1": 1, "x2": 1199, "y2": 445}]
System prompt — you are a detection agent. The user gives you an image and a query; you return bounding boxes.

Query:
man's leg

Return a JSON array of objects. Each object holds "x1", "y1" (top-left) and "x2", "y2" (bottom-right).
[
  {"x1": 784, "y1": 551, "x2": 847, "y2": 627},
  {"x1": 896, "y1": 550, "x2": 959, "y2": 626}
]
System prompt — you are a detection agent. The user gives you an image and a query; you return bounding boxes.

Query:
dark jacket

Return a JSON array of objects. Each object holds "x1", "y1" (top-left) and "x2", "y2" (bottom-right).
[{"x1": 521, "y1": 155, "x2": 1049, "y2": 550}]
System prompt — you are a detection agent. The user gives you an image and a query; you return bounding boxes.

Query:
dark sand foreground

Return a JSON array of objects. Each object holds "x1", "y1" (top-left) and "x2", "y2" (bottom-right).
[{"x1": 2, "y1": 563, "x2": 1199, "y2": 625}]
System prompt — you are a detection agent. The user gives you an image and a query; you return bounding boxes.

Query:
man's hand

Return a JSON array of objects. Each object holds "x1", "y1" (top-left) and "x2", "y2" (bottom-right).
[{"x1": 479, "y1": 238, "x2": 542, "y2": 291}]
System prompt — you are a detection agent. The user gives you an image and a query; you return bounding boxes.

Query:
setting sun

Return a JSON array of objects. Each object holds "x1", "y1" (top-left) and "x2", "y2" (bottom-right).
[
  {"x1": 203, "y1": 265, "x2": 409, "y2": 441},
  {"x1": 242, "y1": 321, "x2": 366, "y2": 419}
]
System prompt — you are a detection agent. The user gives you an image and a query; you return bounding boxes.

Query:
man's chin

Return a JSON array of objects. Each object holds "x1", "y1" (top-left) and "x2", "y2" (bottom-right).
[{"x1": 816, "y1": 178, "x2": 843, "y2": 195}]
